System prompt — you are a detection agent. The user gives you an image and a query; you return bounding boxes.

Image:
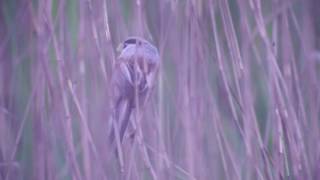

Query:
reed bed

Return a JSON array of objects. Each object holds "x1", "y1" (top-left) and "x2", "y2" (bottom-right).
[{"x1": 0, "y1": 0, "x2": 319, "y2": 179}]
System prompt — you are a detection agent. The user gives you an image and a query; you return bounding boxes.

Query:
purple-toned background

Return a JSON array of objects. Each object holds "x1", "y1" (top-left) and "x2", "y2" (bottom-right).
[{"x1": 0, "y1": 0, "x2": 319, "y2": 179}]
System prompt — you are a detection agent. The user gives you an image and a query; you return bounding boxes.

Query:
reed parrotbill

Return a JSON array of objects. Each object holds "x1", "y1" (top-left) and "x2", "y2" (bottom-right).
[{"x1": 109, "y1": 37, "x2": 160, "y2": 145}]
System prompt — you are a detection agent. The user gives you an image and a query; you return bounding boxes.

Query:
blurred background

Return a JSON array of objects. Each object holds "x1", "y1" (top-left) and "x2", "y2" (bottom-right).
[{"x1": 0, "y1": 0, "x2": 320, "y2": 179}]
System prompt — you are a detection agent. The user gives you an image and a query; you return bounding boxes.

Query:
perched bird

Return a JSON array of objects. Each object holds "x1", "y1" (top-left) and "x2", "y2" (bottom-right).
[{"x1": 109, "y1": 37, "x2": 160, "y2": 144}]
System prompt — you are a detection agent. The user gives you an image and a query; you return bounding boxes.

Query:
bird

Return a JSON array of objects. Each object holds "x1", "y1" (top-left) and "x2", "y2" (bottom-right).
[{"x1": 109, "y1": 37, "x2": 160, "y2": 145}]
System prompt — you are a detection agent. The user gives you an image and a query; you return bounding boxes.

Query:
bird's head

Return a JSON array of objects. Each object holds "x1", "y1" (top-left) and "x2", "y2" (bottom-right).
[
  {"x1": 117, "y1": 37, "x2": 160, "y2": 64},
  {"x1": 117, "y1": 37, "x2": 143, "y2": 52}
]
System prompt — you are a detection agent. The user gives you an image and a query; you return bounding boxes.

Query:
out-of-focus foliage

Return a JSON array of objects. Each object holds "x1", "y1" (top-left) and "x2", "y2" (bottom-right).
[{"x1": 0, "y1": 0, "x2": 320, "y2": 179}]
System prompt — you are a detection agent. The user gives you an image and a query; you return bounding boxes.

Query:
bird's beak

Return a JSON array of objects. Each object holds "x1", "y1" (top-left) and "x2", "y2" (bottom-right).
[{"x1": 117, "y1": 43, "x2": 124, "y2": 52}]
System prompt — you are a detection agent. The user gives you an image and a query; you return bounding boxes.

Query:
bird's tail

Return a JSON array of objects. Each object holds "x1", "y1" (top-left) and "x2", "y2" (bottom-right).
[
  {"x1": 119, "y1": 101, "x2": 133, "y2": 142},
  {"x1": 108, "y1": 100, "x2": 133, "y2": 146}
]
